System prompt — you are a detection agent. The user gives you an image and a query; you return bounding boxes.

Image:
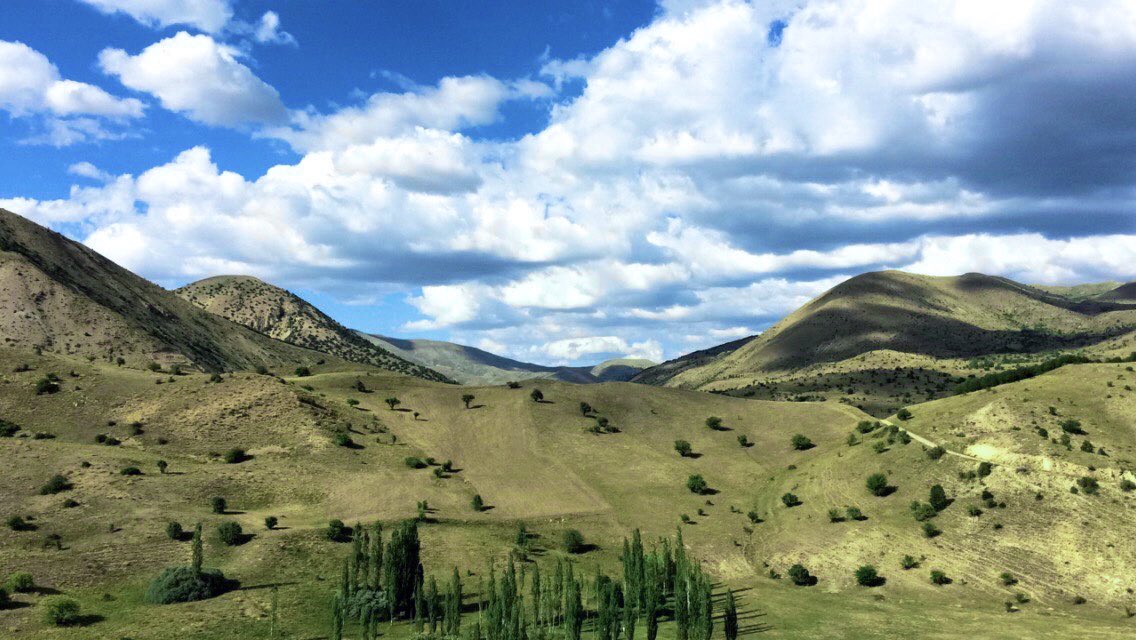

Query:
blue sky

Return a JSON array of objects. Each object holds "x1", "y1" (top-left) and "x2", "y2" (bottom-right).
[{"x1": 1, "y1": 0, "x2": 1135, "y2": 366}]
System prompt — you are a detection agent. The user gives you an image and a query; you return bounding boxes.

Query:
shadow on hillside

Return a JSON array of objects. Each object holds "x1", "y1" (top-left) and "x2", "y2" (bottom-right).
[{"x1": 239, "y1": 580, "x2": 298, "y2": 591}]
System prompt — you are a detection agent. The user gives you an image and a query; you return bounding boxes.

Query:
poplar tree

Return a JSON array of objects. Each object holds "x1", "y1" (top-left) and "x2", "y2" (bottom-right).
[
  {"x1": 724, "y1": 590, "x2": 738, "y2": 640},
  {"x1": 191, "y1": 522, "x2": 203, "y2": 574}
]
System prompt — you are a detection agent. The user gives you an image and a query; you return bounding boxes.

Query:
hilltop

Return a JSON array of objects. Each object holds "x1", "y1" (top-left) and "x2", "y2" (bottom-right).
[
  {"x1": 0, "y1": 209, "x2": 333, "y2": 372},
  {"x1": 176, "y1": 276, "x2": 453, "y2": 383}
]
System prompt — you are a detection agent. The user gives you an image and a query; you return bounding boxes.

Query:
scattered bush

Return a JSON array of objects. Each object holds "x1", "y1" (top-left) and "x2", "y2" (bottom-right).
[
  {"x1": 461, "y1": 394, "x2": 476, "y2": 409},
  {"x1": 686, "y1": 474, "x2": 709, "y2": 494},
  {"x1": 746, "y1": 510, "x2": 761, "y2": 524},
  {"x1": 563, "y1": 529, "x2": 586, "y2": 554},
  {"x1": 790, "y1": 434, "x2": 813, "y2": 450},
  {"x1": 896, "y1": 408, "x2": 912, "y2": 421},
  {"x1": 145, "y1": 566, "x2": 233, "y2": 604},
  {"x1": 929, "y1": 484, "x2": 949, "y2": 511},
  {"x1": 265, "y1": 516, "x2": 278, "y2": 530},
  {"x1": 781, "y1": 493, "x2": 800, "y2": 507},
  {"x1": 901, "y1": 555, "x2": 918, "y2": 570},
  {"x1": 828, "y1": 508, "x2": 843, "y2": 523},
  {"x1": 929, "y1": 570, "x2": 951, "y2": 585},
  {"x1": 0, "y1": 419, "x2": 20, "y2": 437},
  {"x1": 1000, "y1": 572, "x2": 1017, "y2": 586},
  {"x1": 866, "y1": 473, "x2": 890, "y2": 496},
  {"x1": 674, "y1": 440, "x2": 693, "y2": 457},
  {"x1": 157, "y1": 460, "x2": 168, "y2": 474},
  {"x1": 845, "y1": 506, "x2": 864, "y2": 521},
  {"x1": 404, "y1": 456, "x2": 427, "y2": 469},
  {"x1": 384, "y1": 397, "x2": 401, "y2": 411},
  {"x1": 926, "y1": 446, "x2": 946, "y2": 461},
  {"x1": 1120, "y1": 479, "x2": 1136, "y2": 492},
  {"x1": 922, "y1": 522, "x2": 941, "y2": 538},
  {"x1": 967, "y1": 505, "x2": 983, "y2": 517},
  {"x1": 787, "y1": 564, "x2": 814, "y2": 586},
  {"x1": 35, "y1": 374, "x2": 61, "y2": 395},
  {"x1": 216, "y1": 521, "x2": 243, "y2": 546},
  {"x1": 706, "y1": 416, "x2": 723, "y2": 430},
  {"x1": 977, "y1": 462, "x2": 993, "y2": 477},
  {"x1": 1060, "y1": 419, "x2": 1085, "y2": 435},
  {"x1": 333, "y1": 433, "x2": 354, "y2": 448},
  {"x1": 326, "y1": 519, "x2": 349, "y2": 542},
  {"x1": 1077, "y1": 476, "x2": 1100, "y2": 495},
  {"x1": 295, "y1": 367, "x2": 311, "y2": 377},
  {"x1": 39, "y1": 474, "x2": 72, "y2": 495},
  {"x1": 40, "y1": 596, "x2": 81, "y2": 626},
  {"x1": 471, "y1": 494, "x2": 485, "y2": 512},
  {"x1": 7, "y1": 572, "x2": 34, "y2": 593},
  {"x1": 530, "y1": 389, "x2": 544, "y2": 403},
  {"x1": 856, "y1": 421, "x2": 879, "y2": 434},
  {"x1": 737, "y1": 434, "x2": 750, "y2": 447},
  {"x1": 211, "y1": 497, "x2": 227, "y2": 514},
  {"x1": 7, "y1": 516, "x2": 34, "y2": 531},
  {"x1": 166, "y1": 521, "x2": 183, "y2": 540},
  {"x1": 910, "y1": 501, "x2": 937, "y2": 522},
  {"x1": 120, "y1": 466, "x2": 142, "y2": 476},
  {"x1": 223, "y1": 448, "x2": 247, "y2": 464},
  {"x1": 855, "y1": 565, "x2": 882, "y2": 587}
]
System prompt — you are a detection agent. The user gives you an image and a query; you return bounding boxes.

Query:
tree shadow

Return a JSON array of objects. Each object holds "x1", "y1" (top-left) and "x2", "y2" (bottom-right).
[
  {"x1": 468, "y1": 404, "x2": 486, "y2": 410},
  {"x1": 238, "y1": 580, "x2": 299, "y2": 591},
  {"x1": 69, "y1": 613, "x2": 105, "y2": 627}
]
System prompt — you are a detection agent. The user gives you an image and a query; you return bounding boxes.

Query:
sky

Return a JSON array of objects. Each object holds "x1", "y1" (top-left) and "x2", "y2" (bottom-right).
[{"x1": 1, "y1": 0, "x2": 1134, "y2": 367}]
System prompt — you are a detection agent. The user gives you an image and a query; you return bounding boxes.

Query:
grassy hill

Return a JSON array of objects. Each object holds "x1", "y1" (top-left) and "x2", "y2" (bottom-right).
[
  {"x1": 639, "y1": 271, "x2": 1136, "y2": 416},
  {"x1": 176, "y1": 276, "x2": 453, "y2": 383},
  {"x1": 0, "y1": 209, "x2": 333, "y2": 372},
  {"x1": 362, "y1": 334, "x2": 653, "y2": 385},
  {"x1": 2, "y1": 345, "x2": 1135, "y2": 638}
]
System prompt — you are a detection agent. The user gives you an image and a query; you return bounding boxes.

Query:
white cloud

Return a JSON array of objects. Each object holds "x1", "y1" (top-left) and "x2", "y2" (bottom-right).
[
  {"x1": 76, "y1": 0, "x2": 233, "y2": 33},
  {"x1": 252, "y1": 11, "x2": 295, "y2": 46},
  {"x1": 68, "y1": 161, "x2": 113, "y2": 182},
  {"x1": 99, "y1": 32, "x2": 287, "y2": 127}
]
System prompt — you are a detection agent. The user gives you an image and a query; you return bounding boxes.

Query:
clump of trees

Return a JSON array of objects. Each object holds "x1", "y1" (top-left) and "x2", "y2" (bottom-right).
[
  {"x1": 686, "y1": 474, "x2": 709, "y2": 494},
  {"x1": 145, "y1": 523, "x2": 235, "y2": 604},
  {"x1": 790, "y1": 434, "x2": 813, "y2": 450},
  {"x1": 866, "y1": 473, "x2": 891, "y2": 497}
]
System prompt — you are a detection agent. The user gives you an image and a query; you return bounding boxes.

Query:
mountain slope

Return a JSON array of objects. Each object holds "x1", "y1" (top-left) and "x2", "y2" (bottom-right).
[
  {"x1": 361, "y1": 334, "x2": 654, "y2": 385},
  {"x1": 0, "y1": 208, "x2": 332, "y2": 372},
  {"x1": 665, "y1": 271, "x2": 1136, "y2": 390},
  {"x1": 630, "y1": 334, "x2": 756, "y2": 385},
  {"x1": 176, "y1": 276, "x2": 453, "y2": 383},
  {"x1": 1095, "y1": 281, "x2": 1136, "y2": 304}
]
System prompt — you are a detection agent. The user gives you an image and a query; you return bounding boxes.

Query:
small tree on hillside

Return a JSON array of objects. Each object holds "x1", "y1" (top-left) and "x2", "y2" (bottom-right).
[
  {"x1": 385, "y1": 397, "x2": 401, "y2": 411},
  {"x1": 791, "y1": 434, "x2": 813, "y2": 450},
  {"x1": 580, "y1": 402, "x2": 592, "y2": 416},
  {"x1": 157, "y1": 460, "x2": 168, "y2": 474},
  {"x1": 866, "y1": 473, "x2": 890, "y2": 496},
  {"x1": 686, "y1": 474, "x2": 708, "y2": 494},
  {"x1": 929, "y1": 484, "x2": 949, "y2": 511},
  {"x1": 461, "y1": 394, "x2": 475, "y2": 409},
  {"x1": 530, "y1": 388, "x2": 544, "y2": 403},
  {"x1": 674, "y1": 440, "x2": 693, "y2": 457},
  {"x1": 706, "y1": 416, "x2": 723, "y2": 430},
  {"x1": 470, "y1": 494, "x2": 485, "y2": 512},
  {"x1": 724, "y1": 590, "x2": 738, "y2": 640}
]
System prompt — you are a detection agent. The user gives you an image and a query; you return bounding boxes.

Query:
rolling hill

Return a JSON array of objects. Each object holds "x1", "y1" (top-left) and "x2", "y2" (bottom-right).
[
  {"x1": 362, "y1": 334, "x2": 654, "y2": 385},
  {"x1": 0, "y1": 208, "x2": 335, "y2": 372},
  {"x1": 176, "y1": 275, "x2": 454, "y2": 383}
]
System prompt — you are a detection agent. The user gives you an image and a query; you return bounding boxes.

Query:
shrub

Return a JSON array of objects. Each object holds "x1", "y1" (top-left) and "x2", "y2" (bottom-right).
[
  {"x1": 166, "y1": 521, "x2": 184, "y2": 540},
  {"x1": 855, "y1": 565, "x2": 881, "y2": 587},
  {"x1": 1077, "y1": 476, "x2": 1100, "y2": 495},
  {"x1": 929, "y1": 484, "x2": 949, "y2": 511},
  {"x1": 737, "y1": 434, "x2": 750, "y2": 447},
  {"x1": 579, "y1": 402, "x2": 592, "y2": 416},
  {"x1": 828, "y1": 508, "x2": 843, "y2": 522},
  {"x1": 265, "y1": 516, "x2": 278, "y2": 530},
  {"x1": 929, "y1": 570, "x2": 950, "y2": 585},
  {"x1": 781, "y1": 493, "x2": 800, "y2": 507},
  {"x1": 845, "y1": 506, "x2": 863, "y2": 521},
  {"x1": 530, "y1": 389, "x2": 544, "y2": 403},
  {"x1": 471, "y1": 494, "x2": 485, "y2": 512},
  {"x1": 404, "y1": 456, "x2": 427, "y2": 469},
  {"x1": 216, "y1": 521, "x2": 243, "y2": 546},
  {"x1": 384, "y1": 397, "x2": 401, "y2": 411},
  {"x1": 211, "y1": 497, "x2": 227, "y2": 514},
  {"x1": 856, "y1": 421, "x2": 879, "y2": 434},
  {"x1": 747, "y1": 510, "x2": 761, "y2": 524},
  {"x1": 910, "y1": 501, "x2": 936, "y2": 522},
  {"x1": 35, "y1": 374, "x2": 61, "y2": 395},
  {"x1": 7, "y1": 516, "x2": 34, "y2": 531},
  {"x1": 120, "y1": 466, "x2": 142, "y2": 476},
  {"x1": 295, "y1": 367, "x2": 311, "y2": 377},
  {"x1": 333, "y1": 433, "x2": 354, "y2": 447},
  {"x1": 40, "y1": 474, "x2": 72, "y2": 495},
  {"x1": 967, "y1": 505, "x2": 983, "y2": 517},
  {"x1": 0, "y1": 587, "x2": 8, "y2": 608},
  {"x1": 157, "y1": 460, "x2": 168, "y2": 474},
  {"x1": 145, "y1": 566, "x2": 233, "y2": 604},
  {"x1": 787, "y1": 564, "x2": 813, "y2": 586},
  {"x1": 1060, "y1": 419, "x2": 1085, "y2": 435},
  {"x1": 896, "y1": 408, "x2": 912, "y2": 421},
  {"x1": 922, "y1": 522, "x2": 941, "y2": 538},
  {"x1": 326, "y1": 519, "x2": 349, "y2": 542},
  {"x1": 901, "y1": 555, "x2": 918, "y2": 570},
  {"x1": 674, "y1": 440, "x2": 693, "y2": 457},
  {"x1": 706, "y1": 416, "x2": 723, "y2": 430},
  {"x1": 1121, "y1": 479, "x2": 1136, "y2": 492},
  {"x1": 686, "y1": 474, "x2": 709, "y2": 494},
  {"x1": 0, "y1": 419, "x2": 20, "y2": 437},
  {"x1": 563, "y1": 529, "x2": 586, "y2": 553},
  {"x1": 462, "y1": 394, "x2": 476, "y2": 409},
  {"x1": 507, "y1": 381, "x2": 521, "y2": 389},
  {"x1": 866, "y1": 473, "x2": 890, "y2": 496},
  {"x1": 7, "y1": 572, "x2": 34, "y2": 593},
  {"x1": 40, "y1": 596, "x2": 81, "y2": 626},
  {"x1": 790, "y1": 434, "x2": 813, "y2": 450},
  {"x1": 223, "y1": 448, "x2": 247, "y2": 464},
  {"x1": 977, "y1": 462, "x2": 993, "y2": 477},
  {"x1": 1000, "y1": 572, "x2": 1017, "y2": 586},
  {"x1": 926, "y1": 446, "x2": 946, "y2": 461}
]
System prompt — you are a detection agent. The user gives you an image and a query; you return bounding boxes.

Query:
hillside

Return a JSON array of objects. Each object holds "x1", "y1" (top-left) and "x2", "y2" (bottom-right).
[
  {"x1": 176, "y1": 276, "x2": 453, "y2": 383},
  {"x1": 362, "y1": 334, "x2": 653, "y2": 385},
  {"x1": 0, "y1": 208, "x2": 334, "y2": 372},
  {"x1": 1096, "y1": 282, "x2": 1136, "y2": 304},
  {"x1": 2, "y1": 347, "x2": 1134, "y2": 638},
  {"x1": 630, "y1": 335, "x2": 756, "y2": 385}
]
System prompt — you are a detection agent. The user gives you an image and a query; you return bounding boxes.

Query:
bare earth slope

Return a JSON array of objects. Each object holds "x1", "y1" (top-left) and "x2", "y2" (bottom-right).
[
  {"x1": 176, "y1": 276, "x2": 453, "y2": 383},
  {"x1": 0, "y1": 208, "x2": 332, "y2": 372}
]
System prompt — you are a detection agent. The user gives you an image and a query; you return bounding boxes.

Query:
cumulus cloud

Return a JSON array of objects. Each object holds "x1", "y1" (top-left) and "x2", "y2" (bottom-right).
[
  {"x1": 99, "y1": 32, "x2": 287, "y2": 127},
  {"x1": 76, "y1": 0, "x2": 233, "y2": 33},
  {"x1": 8, "y1": 0, "x2": 1136, "y2": 364},
  {"x1": 0, "y1": 40, "x2": 143, "y2": 144}
]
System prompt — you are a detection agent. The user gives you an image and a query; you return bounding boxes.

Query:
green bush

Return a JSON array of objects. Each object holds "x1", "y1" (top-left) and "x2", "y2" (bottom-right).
[
  {"x1": 265, "y1": 516, "x2": 278, "y2": 530},
  {"x1": 295, "y1": 367, "x2": 311, "y2": 377},
  {"x1": 40, "y1": 596, "x2": 81, "y2": 626},
  {"x1": 787, "y1": 564, "x2": 813, "y2": 586},
  {"x1": 471, "y1": 494, "x2": 485, "y2": 512},
  {"x1": 930, "y1": 570, "x2": 951, "y2": 585},
  {"x1": 6, "y1": 572, "x2": 34, "y2": 593},
  {"x1": 929, "y1": 484, "x2": 949, "y2": 511},
  {"x1": 866, "y1": 473, "x2": 890, "y2": 496},
  {"x1": 145, "y1": 566, "x2": 233, "y2": 604},
  {"x1": 216, "y1": 521, "x2": 243, "y2": 546},
  {"x1": 1077, "y1": 476, "x2": 1100, "y2": 495},
  {"x1": 674, "y1": 440, "x2": 693, "y2": 457},
  {"x1": 1120, "y1": 479, "x2": 1136, "y2": 492},
  {"x1": 926, "y1": 446, "x2": 946, "y2": 460},
  {"x1": 35, "y1": 375, "x2": 61, "y2": 395},
  {"x1": 686, "y1": 474, "x2": 709, "y2": 494},
  {"x1": 0, "y1": 419, "x2": 20, "y2": 437},
  {"x1": 790, "y1": 434, "x2": 813, "y2": 450},
  {"x1": 7, "y1": 516, "x2": 34, "y2": 531},
  {"x1": 563, "y1": 529, "x2": 586, "y2": 553},
  {"x1": 326, "y1": 519, "x2": 349, "y2": 542},
  {"x1": 900, "y1": 555, "x2": 918, "y2": 570},
  {"x1": 211, "y1": 497, "x2": 227, "y2": 514},
  {"x1": 166, "y1": 521, "x2": 184, "y2": 540},
  {"x1": 910, "y1": 501, "x2": 936, "y2": 522},
  {"x1": 922, "y1": 522, "x2": 941, "y2": 538},
  {"x1": 706, "y1": 416, "x2": 723, "y2": 430},
  {"x1": 855, "y1": 565, "x2": 881, "y2": 586},
  {"x1": 223, "y1": 448, "x2": 247, "y2": 464},
  {"x1": 781, "y1": 493, "x2": 800, "y2": 507},
  {"x1": 845, "y1": 506, "x2": 863, "y2": 521},
  {"x1": 39, "y1": 474, "x2": 72, "y2": 495},
  {"x1": 404, "y1": 456, "x2": 427, "y2": 469},
  {"x1": 896, "y1": 408, "x2": 912, "y2": 420},
  {"x1": 120, "y1": 466, "x2": 142, "y2": 476},
  {"x1": 333, "y1": 433, "x2": 354, "y2": 447}
]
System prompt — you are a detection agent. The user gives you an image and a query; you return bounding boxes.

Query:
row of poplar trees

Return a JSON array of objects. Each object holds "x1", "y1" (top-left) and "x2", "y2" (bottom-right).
[{"x1": 330, "y1": 523, "x2": 739, "y2": 640}]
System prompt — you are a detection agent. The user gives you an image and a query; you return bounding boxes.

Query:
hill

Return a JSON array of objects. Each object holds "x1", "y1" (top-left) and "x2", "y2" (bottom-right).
[
  {"x1": 643, "y1": 271, "x2": 1136, "y2": 415},
  {"x1": 0, "y1": 208, "x2": 334, "y2": 372},
  {"x1": 630, "y1": 335, "x2": 756, "y2": 385},
  {"x1": 362, "y1": 334, "x2": 653, "y2": 385},
  {"x1": 176, "y1": 276, "x2": 453, "y2": 383},
  {"x1": 1095, "y1": 282, "x2": 1136, "y2": 304}
]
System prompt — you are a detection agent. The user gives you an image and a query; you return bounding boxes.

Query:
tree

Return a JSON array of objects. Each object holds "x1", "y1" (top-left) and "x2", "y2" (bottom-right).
[
  {"x1": 39, "y1": 474, "x2": 72, "y2": 495},
  {"x1": 385, "y1": 397, "x2": 401, "y2": 411},
  {"x1": 265, "y1": 516, "x2": 278, "y2": 530},
  {"x1": 866, "y1": 473, "x2": 890, "y2": 496},
  {"x1": 326, "y1": 519, "x2": 349, "y2": 542},
  {"x1": 737, "y1": 434, "x2": 750, "y2": 447},
  {"x1": 223, "y1": 448, "x2": 247, "y2": 464},
  {"x1": 166, "y1": 521, "x2": 184, "y2": 540},
  {"x1": 705, "y1": 416, "x2": 722, "y2": 430},
  {"x1": 157, "y1": 459, "x2": 168, "y2": 474},
  {"x1": 563, "y1": 529, "x2": 586, "y2": 553},
  {"x1": 723, "y1": 590, "x2": 738, "y2": 640},
  {"x1": 791, "y1": 434, "x2": 813, "y2": 450},
  {"x1": 217, "y1": 521, "x2": 243, "y2": 546},
  {"x1": 462, "y1": 394, "x2": 476, "y2": 409},
  {"x1": 897, "y1": 408, "x2": 913, "y2": 420},
  {"x1": 530, "y1": 388, "x2": 544, "y2": 403},
  {"x1": 191, "y1": 523, "x2": 203, "y2": 574},
  {"x1": 580, "y1": 402, "x2": 593, "y2": 416},
  {"x1": 686, "y1": 474, "x2": 708, "y2": 494},
  {"x1": 922, "y1": 522, "x2": 941, "y2": 538},
  {"x1": 295, "y1": 366, "x2": 311, "y2": 377},
  {"x1": 471, "y1": 494, "x2": 485, "y2": 512},
  {"x1": 930, "y1": 569, "x2": 950, "y2": 585},
  {"x1": 41, "y1": 596, "x2": 81, "y2": 626},
  {"x1": 929, "y1": 484, "x2": 949, "y2": 511},
  {"x1": 674, "y1": 440, "x2": 693, "y2": 457},
  {"x1": 854, "y1": 565, "x2": 881, "y2": 587},
  {"x1": 211, "y1": 496, "x2": 227, "y2": 514},
  {"x1": 781, "y1": 493, "x2": 799, "y2": 507}
]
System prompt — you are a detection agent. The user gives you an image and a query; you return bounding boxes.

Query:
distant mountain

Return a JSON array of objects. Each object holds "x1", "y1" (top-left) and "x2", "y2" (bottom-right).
[
  {"x1": 0, "y1": 208, "x2": 331, "y2": 372},
  {"x1": 361, "y1": 334, "x2": 654, "y2": 385},
  {"x1": 645, "y1": 271, "x2": 1136, "y2": 390},
  {"x1": 176, "y1": 276, "x2": 453, "y2": 383},
  {"x1": 1094, "y1": 281, "x2": 1136, "y2": 304},
  {"x1": 630, "y1": 336, "x2": 756, "y2": 386}
]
